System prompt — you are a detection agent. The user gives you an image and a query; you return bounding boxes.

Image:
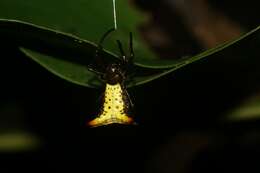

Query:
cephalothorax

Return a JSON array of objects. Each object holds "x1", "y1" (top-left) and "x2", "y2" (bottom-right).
[{"x1": 87, "y1": 29, "x2": 135, "y2": 127}]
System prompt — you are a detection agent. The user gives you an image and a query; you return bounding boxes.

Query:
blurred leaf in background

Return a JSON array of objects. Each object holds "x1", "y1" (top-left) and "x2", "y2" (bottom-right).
[
  {"x1": 0, "y1": 102, "x2": 41, "y2": 152},
  {"x1": 0, "y1": 133, "x2": 40, "y2": 152},
  {"x1": 226, "y1": 92, "x2": 260, "y2": 121}
]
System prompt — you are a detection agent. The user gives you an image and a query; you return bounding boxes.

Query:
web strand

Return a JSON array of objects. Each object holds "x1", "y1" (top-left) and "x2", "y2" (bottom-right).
[{"x1": 113, "y1": 0, "x2": 117, "y2": 30}]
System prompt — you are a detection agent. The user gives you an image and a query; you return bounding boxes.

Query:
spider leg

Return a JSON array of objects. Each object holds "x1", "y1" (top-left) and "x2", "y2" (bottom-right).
[
  {"x1": 98, "y1": 28, "x2": 115, "y2": 46},
  {"x1": 121, "y1": 83, "x2": 134, "y2": 113},
  {"x1": 87, "y1": 64, "x2": 106, "y2": 83},
  {"x1": 116, "y1": 33, "x2": 136, "y2": 81},
  {"x1": 125, "y1": 89, "x2": 134, "y2": 109},
  {"x1": 88, "y1": 28, "x2": 115, "y2": 75},
  {"x1": 116, "y1": 39, "x2": 127, "y2": 62},
  {"x1": 87, "y1": 64, "x2": 104, "y2": 76},
  {"x1": 123, "y1": 32, "x2": 135, "y2": 78},
  {"x1": 116, "y1": 32, "x2": 134, "y2": 65}
]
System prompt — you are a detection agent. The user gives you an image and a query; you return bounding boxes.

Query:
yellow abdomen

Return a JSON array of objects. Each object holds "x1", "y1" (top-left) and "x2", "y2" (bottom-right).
[{"x1": 88, "y1": 83, "x2": 133, "y2": 127}]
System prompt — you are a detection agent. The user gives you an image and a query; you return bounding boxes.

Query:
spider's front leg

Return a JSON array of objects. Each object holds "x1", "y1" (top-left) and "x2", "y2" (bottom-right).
[{"x1": 87, "y1": 28, "x2": 115, "y2": 78}]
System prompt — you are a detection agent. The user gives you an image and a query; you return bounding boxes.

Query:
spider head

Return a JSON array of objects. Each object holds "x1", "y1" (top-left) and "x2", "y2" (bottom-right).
[{"x1": 104, "y1": 63, "x2": 124, "y2": 85}]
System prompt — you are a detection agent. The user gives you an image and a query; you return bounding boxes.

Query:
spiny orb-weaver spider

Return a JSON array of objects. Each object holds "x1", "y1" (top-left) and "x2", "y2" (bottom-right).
[{"x1": 87, "y1": 29, "x2": 136, "y2": 127}]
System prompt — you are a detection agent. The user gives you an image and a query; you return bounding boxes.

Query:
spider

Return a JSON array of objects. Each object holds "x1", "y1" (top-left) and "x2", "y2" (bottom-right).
[{"x1": 87, "y1": 29, "x2": 136, "y2": 127}]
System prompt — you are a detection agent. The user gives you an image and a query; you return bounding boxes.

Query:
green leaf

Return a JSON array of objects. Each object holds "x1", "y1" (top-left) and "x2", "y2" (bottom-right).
[
  {"x1": 0, "y1": 19, "x2": 173, "y2": 88},
  {"x1": 19, "y1": 47, "x2": 174, "y2": 88},
  {"x1": 0, "y1": 0, "x2": 159, "y2": 66},
  {"x1": 0, "y1": 20, "x2": 259, "y2": 88},
  {"x1": 225, "y1": 94, "x2": 260, "y2": 121},
  {"x1": 20, "y1": 47, "x2": 103, "y2": 88},
  {"x1": 0, "y1": 0, "x2": 259, "y2": 88}
]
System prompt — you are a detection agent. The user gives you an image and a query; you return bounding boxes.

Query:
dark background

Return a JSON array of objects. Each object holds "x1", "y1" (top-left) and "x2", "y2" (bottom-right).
[{"x1": 0, "y1": 0, "x2": 260, "y2": 172}]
